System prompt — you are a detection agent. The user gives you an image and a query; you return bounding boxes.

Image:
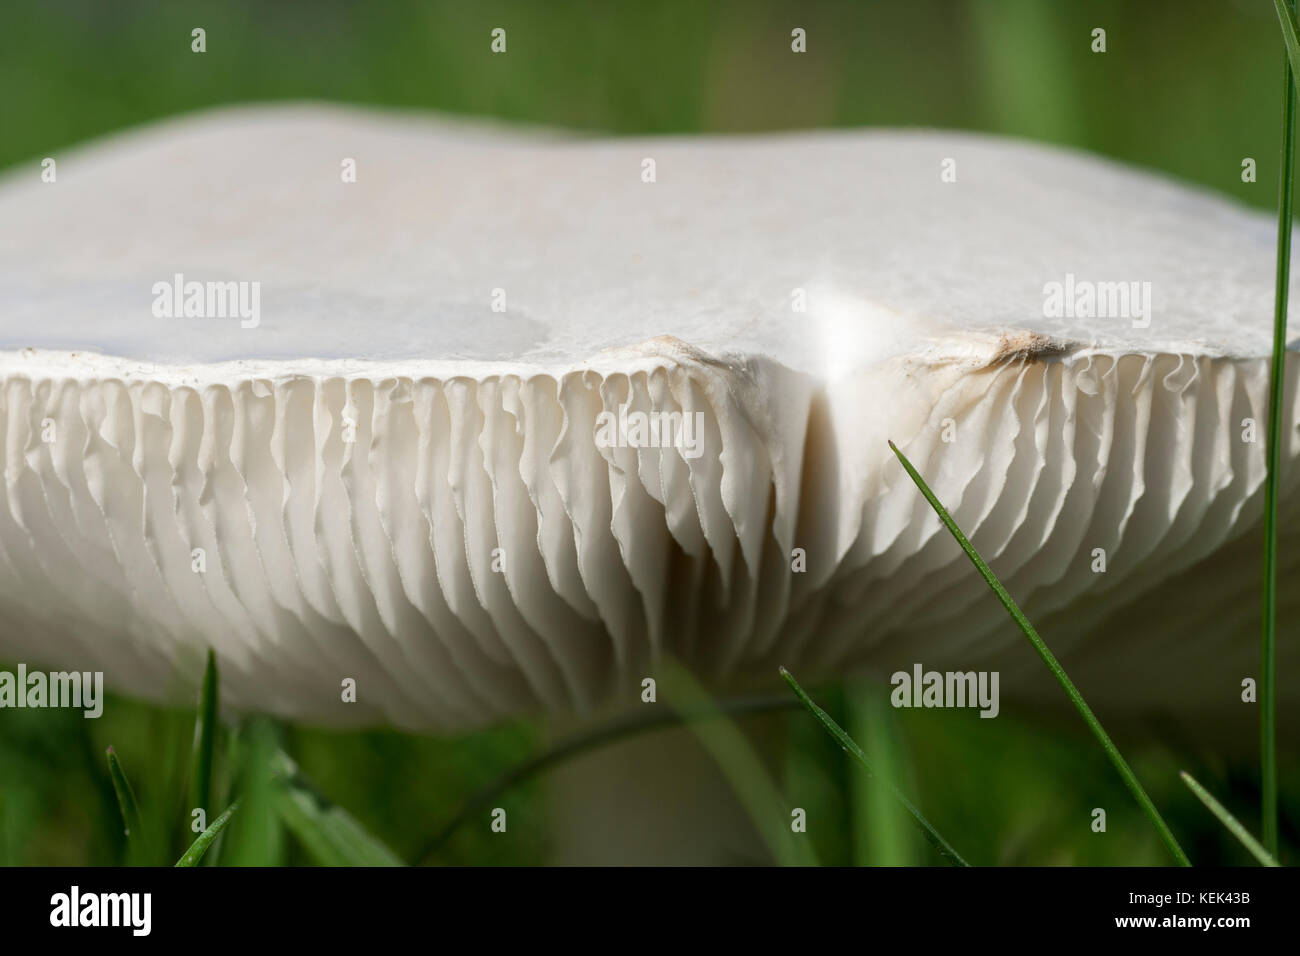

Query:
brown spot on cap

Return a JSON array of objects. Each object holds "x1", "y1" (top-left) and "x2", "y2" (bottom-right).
[{"x1": 990, "y1": 330, "x2": 1070, "y2": 365}]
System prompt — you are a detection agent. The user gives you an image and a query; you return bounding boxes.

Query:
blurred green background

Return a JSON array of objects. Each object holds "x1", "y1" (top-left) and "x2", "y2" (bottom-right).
[
  {"x1": 0, "y1": 0, "x2": 1286, "y2": 212},
  {"x1": 0, "y1": 0, "x2": 1296, "y2": 865}
]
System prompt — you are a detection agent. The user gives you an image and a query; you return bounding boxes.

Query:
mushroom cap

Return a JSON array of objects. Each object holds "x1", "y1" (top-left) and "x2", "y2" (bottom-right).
[{"x1": 0, "y1": 104, "x2": 1296, "y2": 729}]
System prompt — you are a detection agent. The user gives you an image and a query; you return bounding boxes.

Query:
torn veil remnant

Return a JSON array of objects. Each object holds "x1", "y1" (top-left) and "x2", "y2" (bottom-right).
[{"x1": 0, "y1": 104, "x2": 1296, "y2": 733}]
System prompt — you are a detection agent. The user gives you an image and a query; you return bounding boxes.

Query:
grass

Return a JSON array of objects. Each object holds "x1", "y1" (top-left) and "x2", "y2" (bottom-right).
[
  {"x1": 30, "y1": 650, "x2": 1289, "y2": 868},
  {"x1": 780, "y1": 668, "x2": 968, "y2": 866},
  {"x1": 190, "y1": 649, "x2": 219, "y2": 821},
  {"x1": 1267, "y1": 0, "x2": 1298, "y2": 862},
  {"x1": 885, "y1": 441, "x2": 1191, "y2": 867},
  {"x1": 1180, "y1": 772, "x2": 1278, "y2": 867},
  {"x1": 98, "y1": 664, "x2": 406, "y2": 866},
  {"x1": 175, "y1": 801, "x2": 238, "y2": 867},
  {"x1": 94, "y1": 654, "x2": 811, "y2": 867},
  {"x1": 105, "y1": 746, "x2": 147, "y2": 865},
  {"x1": 272, "y1": 751, "x2": 405, "y2": 867},
  {"x1": 847, "y1": 686, "x2": 912, "y2": 865}
]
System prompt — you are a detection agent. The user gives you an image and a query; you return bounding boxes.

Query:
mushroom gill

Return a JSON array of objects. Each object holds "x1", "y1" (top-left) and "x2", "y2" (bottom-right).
[{"x1": 0, "y1": 104, "x2": 1295, "y2": 736}]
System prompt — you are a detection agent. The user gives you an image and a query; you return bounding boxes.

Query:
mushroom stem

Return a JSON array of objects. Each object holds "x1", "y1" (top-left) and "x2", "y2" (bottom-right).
[{"x1": 545, "y1": 708, "x2": 792, "y2": 865}]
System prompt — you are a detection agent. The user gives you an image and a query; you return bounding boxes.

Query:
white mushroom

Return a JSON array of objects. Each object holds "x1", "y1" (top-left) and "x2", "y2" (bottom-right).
[{"x1": 0, "y1": 103, "x2": 1295, "y2": 739}]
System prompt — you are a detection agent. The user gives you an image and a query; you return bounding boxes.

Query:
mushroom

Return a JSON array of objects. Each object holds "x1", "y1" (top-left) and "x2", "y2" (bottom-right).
[{"x1": 0, "y1": 104, "x2": 1296, "y2": 861}]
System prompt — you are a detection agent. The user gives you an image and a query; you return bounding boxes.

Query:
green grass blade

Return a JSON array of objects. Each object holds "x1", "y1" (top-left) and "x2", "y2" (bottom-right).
[
  {"x1": 190, "y1": 649, "x2": 219, "y2": 819},
  {"x1": 662, "y1": 659, "x2": 817, "y2": 866},
  {"x1": 887, "y1": 440, "x2": 1191, "y2": 867},
  {"x1": 780, "y1": 667, "x2": 969, "y2": 866},
  {"x1": 1179, "y1": 772, "x2": 1279, "y2": 867},
  {"x1": 1266, "y1": 0, "x2": 1297, "y2": 859},
  {"x1": 105, "y1": 746, "x2": 148, "y2": 865},
  {"x1": 271, "y1": 751, "x2": 404, "y2": 866},
  {"x1": 218, "y1": 719, "x2": 285, "y2": 865},
  {"x1": 174, "y1": 801, "x2": 239, "y2": 867},
  {"x1": 1275, "y1": 0, "x2": 1300, "y2": 81},
  {"x1": 849, "y1": 686, "x2": 913, "y2": 865}
]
